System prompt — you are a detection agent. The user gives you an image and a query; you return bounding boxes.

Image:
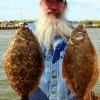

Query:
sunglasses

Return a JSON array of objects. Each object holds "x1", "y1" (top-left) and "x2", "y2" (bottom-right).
[{"x1": 43, "y1": 0, "x2": 66, "y2": 3}]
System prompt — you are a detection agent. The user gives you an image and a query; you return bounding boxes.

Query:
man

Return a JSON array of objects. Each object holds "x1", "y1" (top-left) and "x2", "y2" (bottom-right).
[{"x1": 29, "y1": 0, "x2": 96, "y2": 100}]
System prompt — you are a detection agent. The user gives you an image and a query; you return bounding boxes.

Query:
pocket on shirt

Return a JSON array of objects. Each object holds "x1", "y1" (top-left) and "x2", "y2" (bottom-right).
[{"x1": 29, "y1": 88, "x2": 49, "y2": 100}]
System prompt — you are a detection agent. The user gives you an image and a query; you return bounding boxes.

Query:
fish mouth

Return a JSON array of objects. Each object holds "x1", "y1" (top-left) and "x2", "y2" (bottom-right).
[
  {"x1": 75, "y1": 33, "x2": 84, "y2": 41},
  {"x1": 70, "y1": 32, "x2": 84, "y2": 45}
]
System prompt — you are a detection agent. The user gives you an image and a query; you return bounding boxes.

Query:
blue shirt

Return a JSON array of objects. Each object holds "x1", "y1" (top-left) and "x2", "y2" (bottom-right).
[{"x1": 28, "y1": 23, "x2": 76, "y2": 100}]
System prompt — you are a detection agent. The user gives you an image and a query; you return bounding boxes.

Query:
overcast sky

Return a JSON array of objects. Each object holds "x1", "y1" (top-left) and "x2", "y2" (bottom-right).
[{"x1": 0, "y1": 0, "x2": 100, "y2": 21}]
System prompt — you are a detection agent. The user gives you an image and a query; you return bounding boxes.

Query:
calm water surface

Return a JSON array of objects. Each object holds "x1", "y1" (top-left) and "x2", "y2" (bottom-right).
[{"x1": 0, "y1": 28, "x2": 100, "y2": 100}]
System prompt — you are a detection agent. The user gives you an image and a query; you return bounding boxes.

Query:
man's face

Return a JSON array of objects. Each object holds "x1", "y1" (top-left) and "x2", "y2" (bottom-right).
[{"x1": 40, "y1": 0, "x2": 67, "y2": 18}]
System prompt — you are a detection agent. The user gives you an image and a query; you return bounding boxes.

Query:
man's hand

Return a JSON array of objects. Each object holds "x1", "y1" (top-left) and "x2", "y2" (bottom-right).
[{"x1": 84, "y1": 91, "x2": 99, "y2": 100}]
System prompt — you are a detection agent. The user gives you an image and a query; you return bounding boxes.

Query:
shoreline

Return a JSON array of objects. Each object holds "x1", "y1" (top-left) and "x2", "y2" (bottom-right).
[
  {"x1": 0, "y1": 26, "x2": 100, "y2": 30},
  {"x1": 0, "y1": 26, "x2": 19, "y2": 30},
  {"x1": 86, "y1": 26, "x2": 100, "y2": 28}
]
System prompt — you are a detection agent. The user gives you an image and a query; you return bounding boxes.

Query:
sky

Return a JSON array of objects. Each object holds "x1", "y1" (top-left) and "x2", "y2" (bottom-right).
[{"x1": 0, "y1": 0, "x2": 100, "y2": 21}]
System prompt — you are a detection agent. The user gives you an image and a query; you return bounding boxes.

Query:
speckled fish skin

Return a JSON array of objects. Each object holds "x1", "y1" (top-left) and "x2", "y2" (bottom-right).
[
  {"x1": 62, "y1": 25, "x2": 99, "y2": 100},
  {"x1": 3, "y1": 26, "x2": 44, "y2": 100}
]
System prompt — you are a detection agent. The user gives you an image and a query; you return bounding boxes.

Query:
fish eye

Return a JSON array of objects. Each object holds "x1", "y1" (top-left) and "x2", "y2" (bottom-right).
[
  {"x1": 76, "y1": 35, "x2": 84, "y2": 41},
  {"x1": 75, "y1": 32, "x2": 84, "y2": 41}
]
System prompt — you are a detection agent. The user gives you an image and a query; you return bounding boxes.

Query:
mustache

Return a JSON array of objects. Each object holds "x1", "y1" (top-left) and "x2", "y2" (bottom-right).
[{"x1": 47, "y1": 9, "x2": 60, "y2": 14}]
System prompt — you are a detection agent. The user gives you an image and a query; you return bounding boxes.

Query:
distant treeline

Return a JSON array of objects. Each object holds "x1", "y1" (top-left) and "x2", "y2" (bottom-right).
[
  {"x1": 1, "y1": 19, "x2": 100, "y2": 25},
  {"x1": 74, "y1": 20, "x2": 100, "y2": 25},
  {"x1": 14, "y1": 20, "x2": 100, "y2": 24},
  {"x1": 11, "y1": 20, "x2": 36, "y2": 24}
]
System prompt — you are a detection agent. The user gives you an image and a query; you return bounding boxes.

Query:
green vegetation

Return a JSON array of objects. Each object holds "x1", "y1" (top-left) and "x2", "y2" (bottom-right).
[
  {"x1": 13, "y1": 20, "x2": 20, "y2": 24},
  {"x1": 13, "y1": 19, "x2": 36, "y2": 24},
  {"x1": 74, "y1": 20, "x2": 100, "y2": 25},
  {"x1": 1, "y1": 19, "x2": 100, "y2": 25}
]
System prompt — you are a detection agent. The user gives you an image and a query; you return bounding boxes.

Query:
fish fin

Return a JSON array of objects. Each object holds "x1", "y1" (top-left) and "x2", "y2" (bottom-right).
[{"x1": 21, "y1": 95, "x2": 29, "y2": 100}]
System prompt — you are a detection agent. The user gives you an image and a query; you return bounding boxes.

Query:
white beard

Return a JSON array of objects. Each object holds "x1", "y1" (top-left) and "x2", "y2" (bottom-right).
[{"x1": 35, "y1": 13, "x2": 72, "y2": 49}]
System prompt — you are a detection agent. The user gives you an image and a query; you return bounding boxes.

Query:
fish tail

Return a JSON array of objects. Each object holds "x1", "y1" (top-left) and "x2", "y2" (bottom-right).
[
  {"x1": 21, "y1": 95, "x2": 29, "y2": 100},
  {"x1": 76, "y1": 97, "x2": 84, "y2": 100}
]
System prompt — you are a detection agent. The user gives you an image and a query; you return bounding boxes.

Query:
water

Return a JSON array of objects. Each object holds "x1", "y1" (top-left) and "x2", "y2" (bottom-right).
[
  {"x1": 0, "y1": 30, "x2": 19, "y2": 100},
  {"x1": 0, "y1": 28, "x2": 100, "y2": 100},
  {"x1": 87, "y1": 28, "x2": 100, "y2": 96}
]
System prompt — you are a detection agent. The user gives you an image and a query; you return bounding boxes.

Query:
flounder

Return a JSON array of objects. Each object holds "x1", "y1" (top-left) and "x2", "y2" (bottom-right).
[
  {"x1": 62, "y1": 25, "x2": 99, "y2": 100},
  {"x1": 3, "y1": 27, "x2": 44, "y2": 100}
]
